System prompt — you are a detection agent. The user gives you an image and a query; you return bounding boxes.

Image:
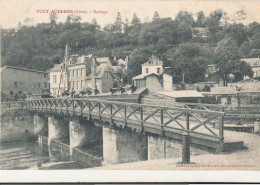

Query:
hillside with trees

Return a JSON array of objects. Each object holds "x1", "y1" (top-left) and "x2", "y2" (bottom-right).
[{"x1": 2, "y1": 9, "x2": 259, "y2": 84}]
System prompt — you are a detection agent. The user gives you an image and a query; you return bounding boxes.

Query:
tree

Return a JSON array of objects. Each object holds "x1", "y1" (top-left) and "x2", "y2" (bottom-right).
[
  {"x1": 153, "y1": 11, "x2": 160, "y2": 21},
  {"x1": 227, "y1": 23, "x2": 247, "y2": 46},
  {"x1": 214, "y1": 36, "x2": 248, "y2": 86},
  {"x1": 196, "y1": 11, "x2": 206, "y2": 27},
  {"x1": 166, "y1": 43, "x2": 211, "y2": 83},
  {"x1": 92, "y1": 18, "x2": 97, "y2": 25},
  {"x1": 175, "y1": 11, "x2": 195, "y2": 26},
  {"x1": 131, "y1": 13, "x2": 141, "y2": 25},
  {"x1": 49, "y1": 13, "x2": 57, "y2": 25},
  {"x1": 114, "y1": 12, "x2": 123, "y2": 33},
  {"x1": 177, "y1": 21, "x2": 192, "y2": 43},
  {"x1": 232, "y1": 10, "x2": 246, "y2": 24},
  {"x1": 251, "y1": 32, "x2": 260, "y2": 49},
  {"x1": 240, "y1": 41, "x2": 251, "y2": 58}
]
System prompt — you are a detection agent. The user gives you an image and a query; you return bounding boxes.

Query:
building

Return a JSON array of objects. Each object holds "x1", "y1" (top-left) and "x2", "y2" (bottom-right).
[
  {"x1": 85, "y1": 57, "x2": 113, "y2": 93},
  {"x1": 205, "y1": 64, "x2": 222, "y2": 84},
  {"x1": 67, "y1": 55, "x2": 95, "y2": 94},
  {"x1": 1, "y1": 66, "x2": 49, "y2": 99},
  {"x1": 132, "y1": 56, "x2": 172, "y2": 92},
  {"x1": 142, "y1": 90, "x2": 204, "y2": 106},
  {"x1": 141, "y1": 56, "x2": 163, "y2": 75},
  {"x1": 192, "y1": 27, "x2": 210, "y2": 38},
  {"x1": 241, "y1": 58, "x2": 260, "y2": 78},
  {"x1": 49, "y1": 63, "x2": 68, "y2": 97}
]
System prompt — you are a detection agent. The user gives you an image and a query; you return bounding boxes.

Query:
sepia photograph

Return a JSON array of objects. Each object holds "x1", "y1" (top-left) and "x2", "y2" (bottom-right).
[{"x1": 0, "y1": 0, "x2": 260, "y2": 183}]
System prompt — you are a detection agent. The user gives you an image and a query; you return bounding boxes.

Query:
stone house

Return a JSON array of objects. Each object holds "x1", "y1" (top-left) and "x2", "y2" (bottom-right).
[
  {"x1": 1, "y1": 66, "x2": 49, "y2": 98},
  {"x1": 85, "y1": 57, "x2": 113, "y2": 93}
]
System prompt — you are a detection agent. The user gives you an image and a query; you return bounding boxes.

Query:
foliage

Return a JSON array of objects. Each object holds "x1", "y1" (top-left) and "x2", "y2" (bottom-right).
[{"x1": 2, "y1": 9, "x2": 260, "y2": 86}]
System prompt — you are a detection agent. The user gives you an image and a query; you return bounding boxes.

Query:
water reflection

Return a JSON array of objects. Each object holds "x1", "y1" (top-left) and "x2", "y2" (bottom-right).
[{"x1": 0, "y1": 139, "x2": 85, "y2": 170}]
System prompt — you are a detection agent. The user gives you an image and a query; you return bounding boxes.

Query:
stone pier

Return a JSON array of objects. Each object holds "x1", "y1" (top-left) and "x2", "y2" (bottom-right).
[
  {"x1": 69, "y1": 119, "x2": 102, "y2": 154},
  {"x1": 33, "y1": 113, "x2": 48, "y2": 135},
  {"x1": 147, "y1": 135, "x2": 210, "y2": 160},
  {"x1": 48, "y1": 116, "x2": 70, "y2": 160},
  {"x1": 103, "y1": 127, "x2": 148, "y2": 165}
]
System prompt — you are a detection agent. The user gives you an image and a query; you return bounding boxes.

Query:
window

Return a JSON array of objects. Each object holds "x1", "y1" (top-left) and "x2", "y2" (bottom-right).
[
  {"x1": 68, "y1": 82, "x2": 71, "y2": 89},
  {"x1": 157, "y1": 68, "x2": 161, "y2": 74},
  {"x1": 81, "y1": 80, "x2": 84, "y2": 89},
  {"x1": 14, "y1": 82, "x2": 18, "y2": 88},
  {"x1": 146, "y1": 68, "x2": 149, "y2": 73},
  {"x1": 227, "y1": 97, "x2": 231, "y2": 105},
  {"x1": 37, "y1": 83, "x2": 41, "y2": 88},
  {"x1": 73, "y1": 70, "x2": 75, "y2": 77},
  {"x1": 81, "y1": 68, "x2": 83, "y2": 76},
  {"x1": 10, "y1": 91, "x2": 14, "y2": 95},
  {"x1": 44, "y1": 82, "x2": 48, "y2": 88},
  {"x1": 53, "y1": 75, "x2": 57, "y2": 84}
]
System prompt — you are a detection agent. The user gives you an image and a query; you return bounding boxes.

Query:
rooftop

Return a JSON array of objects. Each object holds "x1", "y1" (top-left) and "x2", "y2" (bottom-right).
[
  {"x1": 142, "y1": 56, "x2": 163, "y2": 66},
  {"x1": 157, "y1": 90, "x2": 204, "y2": 98},
  {"x1": 1, "y1": 65, "x2": 48, "y2": 74},
  {"x1": 132, "y1": 73, "x2": 161, "y2": 80}
]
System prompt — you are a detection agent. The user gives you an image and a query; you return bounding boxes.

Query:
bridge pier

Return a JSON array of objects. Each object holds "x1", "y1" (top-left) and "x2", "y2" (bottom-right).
[
  {"x1": 103, "y1": 126, "x2": 147, "y2": 165},
  {"x1": 147, "y1": 135, "x2": 182, "y2": 160},
  {"x1": 48, "y1": 116, "x2": 70, "y2": 160},
  {"x1": 34, "y1": 113, "x2": 48, "y2": 136},
  {"x1": 70, "y1": 119, "x2": 102, "y2": 154}
]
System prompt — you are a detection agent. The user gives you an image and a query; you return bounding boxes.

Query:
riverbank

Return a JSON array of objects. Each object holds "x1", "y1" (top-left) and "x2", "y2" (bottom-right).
[{"x1": 89, "y1": 130, "x2": 260, "y2": 170}]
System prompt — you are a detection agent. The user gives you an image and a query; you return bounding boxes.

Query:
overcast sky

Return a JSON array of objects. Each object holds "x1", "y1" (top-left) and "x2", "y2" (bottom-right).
[{"x1": 1, "y1": 0, "x2": 260, "y2": 29}]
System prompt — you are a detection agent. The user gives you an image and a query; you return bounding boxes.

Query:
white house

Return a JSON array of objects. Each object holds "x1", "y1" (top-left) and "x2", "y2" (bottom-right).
[
  {"x1": 49, "y1": 63, "x2": 68, "y2": 97},
  {"x1": 132, "y1": 56, "x2": 172, "y2": 92}
]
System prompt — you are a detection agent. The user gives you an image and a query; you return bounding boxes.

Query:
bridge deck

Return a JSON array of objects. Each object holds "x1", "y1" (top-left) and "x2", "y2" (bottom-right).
[{"x1": 24, "y1": 98, "x2": 244, "y2": 152}]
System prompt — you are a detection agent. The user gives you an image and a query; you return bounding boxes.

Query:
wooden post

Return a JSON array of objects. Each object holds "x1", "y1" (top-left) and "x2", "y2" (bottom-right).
[
  {"x1": 140, "y1": 106, "x2": 144, "y2": 132},
  {"x1": 186, "y1": 112, "x2": 190, "y2": 130},
  {"x1": 218, "y1": 107, "x2": 224, "y2": 151},
  {"x1": 182, "y1": 133, "x2": 190, "y2": 164}
]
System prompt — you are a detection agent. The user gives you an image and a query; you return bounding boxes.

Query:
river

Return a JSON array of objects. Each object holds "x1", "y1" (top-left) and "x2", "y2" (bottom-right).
[{"x1": 0, "y1": 140, "x2": 85, "y2": 170}]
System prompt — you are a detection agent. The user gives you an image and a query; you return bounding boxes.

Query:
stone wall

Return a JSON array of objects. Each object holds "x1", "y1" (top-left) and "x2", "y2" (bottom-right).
[
  {"x1": 0, "y1": 108, "x2": 34, "y2": 142},
  {"x1": 148, "y1": 135, "x2": 210, "y2": 160}
]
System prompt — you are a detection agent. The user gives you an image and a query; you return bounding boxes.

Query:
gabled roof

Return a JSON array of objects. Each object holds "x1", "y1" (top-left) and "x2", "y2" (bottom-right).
[
  {"x1": 1, "y1": 65, "x2": 48, "y2": 74},
  {"x1": 49, "y1": 63, "x2": 64, "y2": 72},
  {"x1": 157, "y1": 90, "x2": 204, "y2": 98},
  {"x1": 86, "y1": 66, "x2": 109, "y2": 79},
  {"x1": 142, "y1": 56, "x2": 163, "y2": 66},
  {"x1": 132, "y1": 73, "x2": 162, "y2": 80}
]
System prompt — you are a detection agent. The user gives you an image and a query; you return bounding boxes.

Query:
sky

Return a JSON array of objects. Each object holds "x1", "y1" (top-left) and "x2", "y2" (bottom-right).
[{"x1": 1, "y1": 0, "x2": 260, "y2": 29}]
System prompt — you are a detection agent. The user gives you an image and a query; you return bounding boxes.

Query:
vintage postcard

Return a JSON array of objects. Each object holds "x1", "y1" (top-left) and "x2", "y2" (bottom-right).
[{"x1": 0, "y1": 0, "x2": 260, "y2": 182}]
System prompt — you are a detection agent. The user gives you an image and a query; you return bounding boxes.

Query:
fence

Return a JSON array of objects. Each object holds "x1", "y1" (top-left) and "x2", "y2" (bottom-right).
[{"x1": 1, "y1": 101, "x2": 24, "y2": 109}]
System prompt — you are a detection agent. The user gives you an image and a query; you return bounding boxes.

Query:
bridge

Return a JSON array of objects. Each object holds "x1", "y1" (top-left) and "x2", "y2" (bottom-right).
[{"x1": 1, "y1": 98, "x2": 245, "y2": 167}]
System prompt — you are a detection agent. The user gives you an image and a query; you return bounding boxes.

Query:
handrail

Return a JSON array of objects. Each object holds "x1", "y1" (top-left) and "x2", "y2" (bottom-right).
[{"x1": 25, "y1": 98, "x2": 225, "y2": 116}]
